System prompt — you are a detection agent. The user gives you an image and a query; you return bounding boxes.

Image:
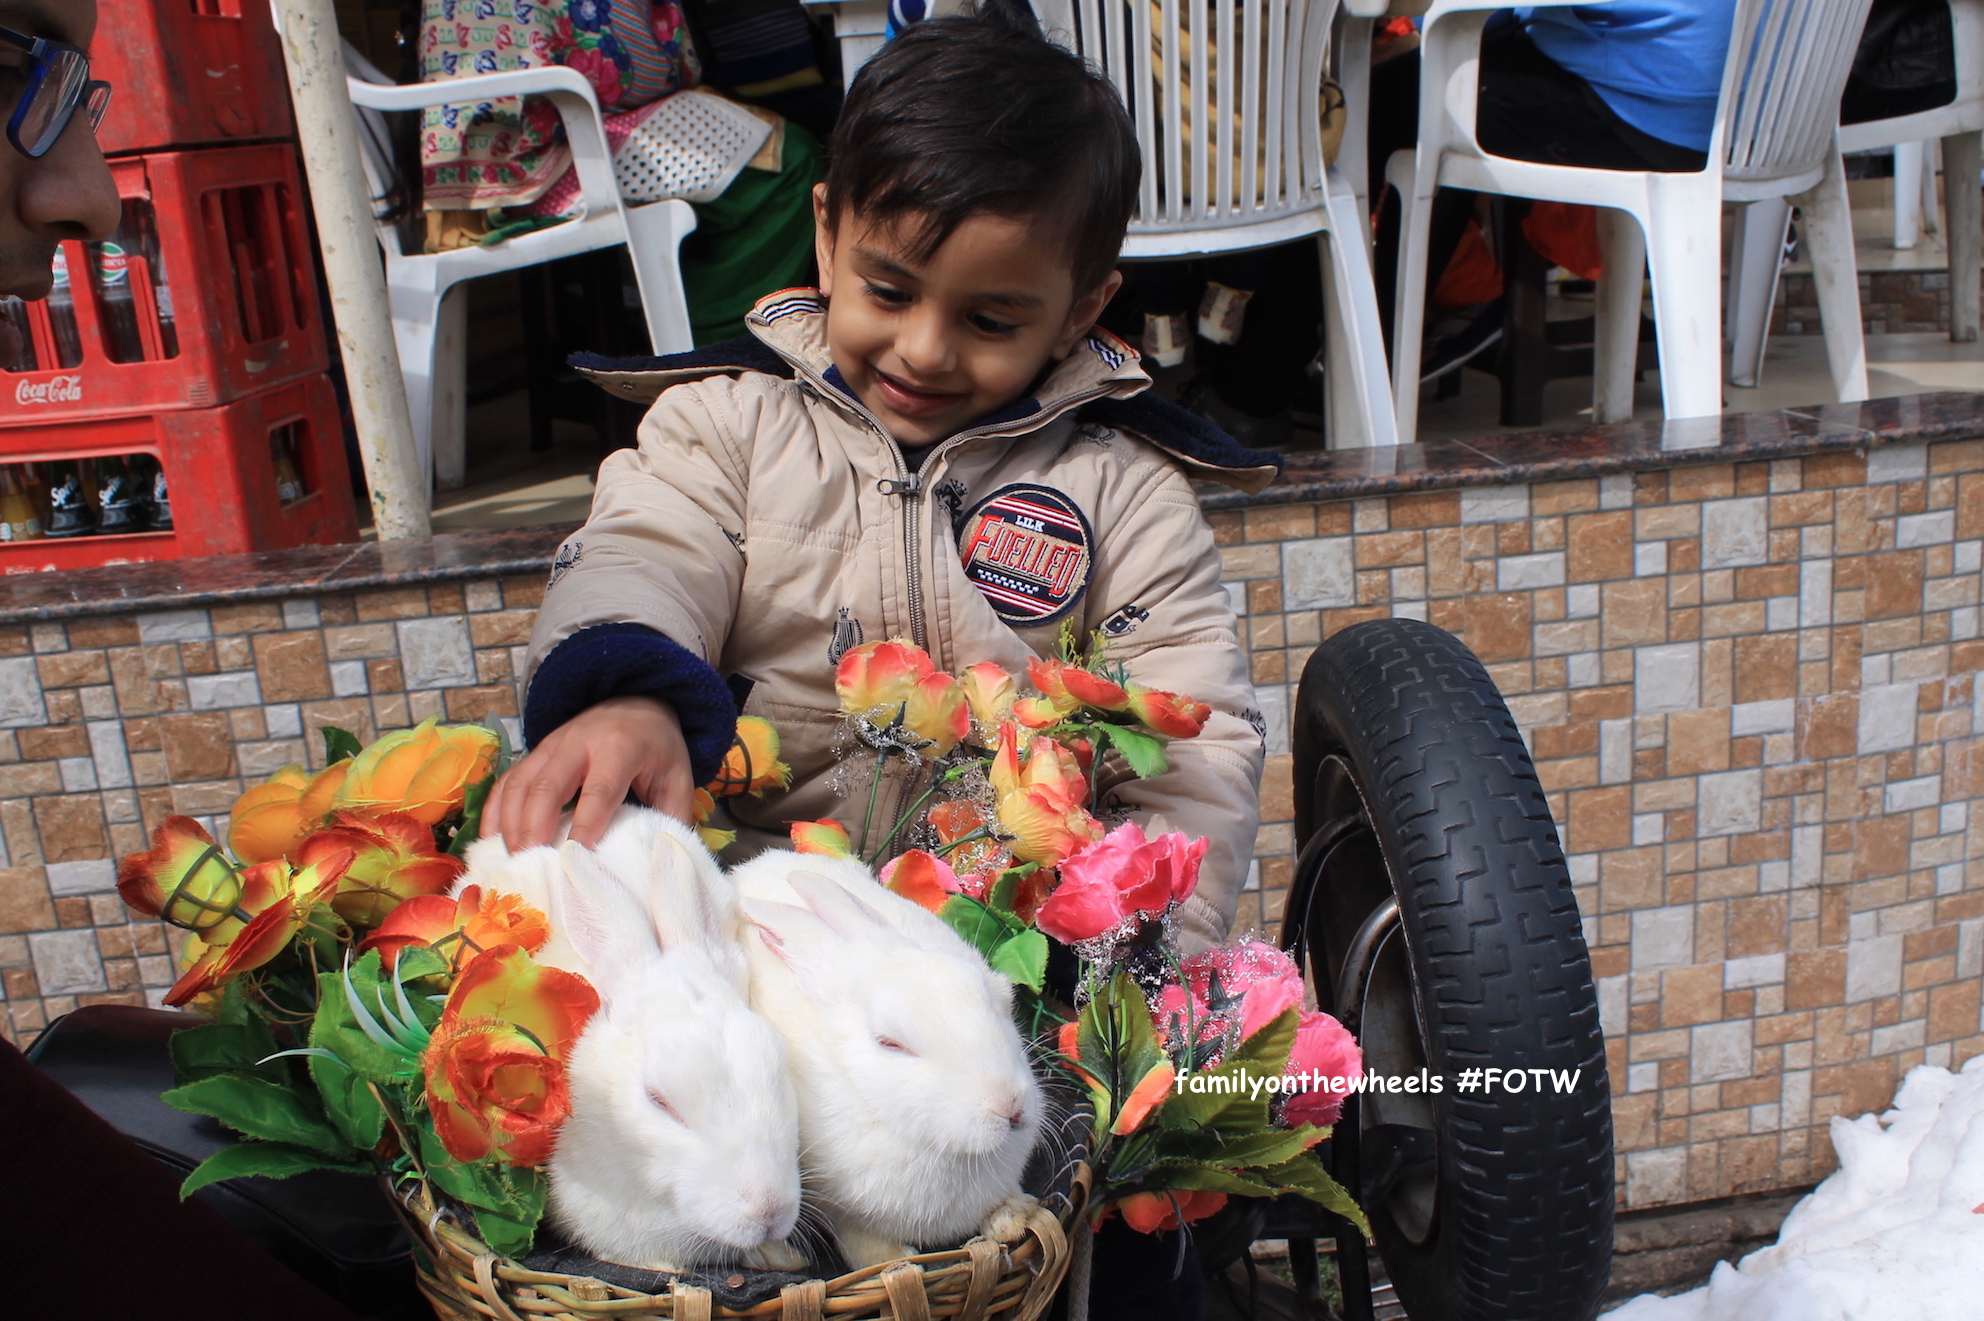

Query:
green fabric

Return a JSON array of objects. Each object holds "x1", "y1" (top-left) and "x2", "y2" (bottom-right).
[{"x1": 681, "y1": 120, "x2": 824, "y2": 345}]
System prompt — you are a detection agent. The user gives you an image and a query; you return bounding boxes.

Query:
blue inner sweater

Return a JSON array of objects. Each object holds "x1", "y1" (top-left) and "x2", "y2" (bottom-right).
[{"x1": 1516, "y1": 1, "x2": 1739, "y2": 154}]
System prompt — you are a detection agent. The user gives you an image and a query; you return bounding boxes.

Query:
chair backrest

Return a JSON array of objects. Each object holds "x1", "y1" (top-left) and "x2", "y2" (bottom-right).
[
  {"x1": 1718, "y1": 0, "x2": 1877, "y2": 185},
  {"x1": 1052, "y1": 0, "x2": 1337, "y2": 236}
]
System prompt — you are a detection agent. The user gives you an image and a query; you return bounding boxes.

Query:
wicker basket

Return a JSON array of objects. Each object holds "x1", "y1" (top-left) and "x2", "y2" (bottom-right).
[{"x1": 394, "y1": 1165, "x2": 1091, "y2": 1321}]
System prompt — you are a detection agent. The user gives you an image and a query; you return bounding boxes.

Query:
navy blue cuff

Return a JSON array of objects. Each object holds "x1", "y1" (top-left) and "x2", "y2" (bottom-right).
[{"x1": 523, "y1": 623, "x2": 739, "y2": 788}]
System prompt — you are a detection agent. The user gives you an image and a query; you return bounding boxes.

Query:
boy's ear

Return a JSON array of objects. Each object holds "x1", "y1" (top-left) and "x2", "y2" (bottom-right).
[
  {"x1": 1052, "y1": 269, "x2": 1125, "y2": 360},
  {"x1": 812, "y1": 183, "x2": 837, "y2": 298}
]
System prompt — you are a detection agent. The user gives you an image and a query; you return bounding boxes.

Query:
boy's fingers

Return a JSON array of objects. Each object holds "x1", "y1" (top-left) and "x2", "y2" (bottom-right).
[
  {"x1": 480, "y1": 768, "x2": 509, "y2": 843},
  {"x1": 566, "y1": 779, "x2": 626, "y2": 849}
]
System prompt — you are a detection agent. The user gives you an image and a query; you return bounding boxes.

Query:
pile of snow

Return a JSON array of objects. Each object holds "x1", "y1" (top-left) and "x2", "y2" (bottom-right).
[{"x1": 1610, "y1": 1056, "x2": 1984, "y2": 1321}]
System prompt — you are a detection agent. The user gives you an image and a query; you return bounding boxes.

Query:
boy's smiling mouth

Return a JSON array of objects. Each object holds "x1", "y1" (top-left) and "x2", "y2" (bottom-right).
[{"x1": 870, "y1": 366, "x2": 965, "y2": 419}]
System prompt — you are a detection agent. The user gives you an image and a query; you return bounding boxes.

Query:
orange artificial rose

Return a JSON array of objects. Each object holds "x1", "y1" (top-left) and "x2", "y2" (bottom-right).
[
  {"x1": 422, "y1": 945, "x2": 600, "y2": 1166},
  {"x1": 1110, "y1": 1061, "x2": 1177, "y2": 1136},
  {"x1": 333, "y1": 718, "x2": 499, "y2": 826},
  {"x1": 119, "y1": 816, "x2": 248, "y2": 934},
  {"x1": 163, "y1": 850, "x2": 354, "y2": 1006},
  {"x1": 693, "y1": 787, "x2": 737, "y2": 854},
  {"x1": 991, "y1": 725, "x2": 1102, "y2": 866},
  {"x1": 228, "y1": 761, "x2": 351, "y2": 864},
  {"x1": 1115, "y1": 1190, "x2": 1228, "y2": 1234},
  {"x1": 790, "y1": 819, "x2": 854, "y2": 858},
  {"x1": 294, "y1": 811, "x2": 465, "y2": 928},
  {"x1": 707, "y1": 716, "x2": 790, "y2": 797},
  {"x1": 1127, "y1": 688, "x2": 1212, "y2": 739},
  {"x1": 959, "y1": 662, "x2": 1016, "y2": 729},
  {"x1": 880, "y1": 849, "x2": 961, "y2": 913},
  {"x1": 360, "y1": 884, "x2": 550, "y2": 973},
  {"x1": 836, "y1": 639, "x2": 936, "y2": 715}
]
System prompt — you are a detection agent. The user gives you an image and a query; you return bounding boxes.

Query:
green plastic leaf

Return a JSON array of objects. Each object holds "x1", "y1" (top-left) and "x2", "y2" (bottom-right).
[
  {"x1": 178, "y1": 1140, "x2": 370, "y2": 1199},
  {"x1": 1077, "y1": 974, "x2": 1169, "y2": 1148},
  {"x1": 1097, "y1": 724, "x2": 1170, "y2": 779},
  {"x1": 307, "y1": 1047, "x2": 388, "y2": 1151},
  {"x1": 938, "y1": 894, "x2": 1012, "y2": 959},
  {"x1": 321, "y1": 725, "x2": 363, "y2": 766},
  {"x1": 1165, "y1": 1009, "x2": 1299, "y2": 1137},
  {"x1": 161, "y1": 1074, "x2": 357, "y2": 1160},
  {"x1": 449, "y1": 767, "x2": 499, "y2": 858},
  {"x1": 473, "y1": 1205, "x2": 539, "y2": 1258},
  {"x1": 985, "y1": 864, "x2": 1039, "y2": 917},
  {"x1": 312, "y1": 963, "x2": 423, "y2": 1087},
  {"x1": 987, "y1": 928, "x2": 1048, "y2": 993},
  {"x1": 1257, "y1": 1154, "x2": 1370, "y2": 1237},
  {"x1": 418, "y1": 1128, "x2": 547, "y2": 1233},
  {"x1": 395, "y1": 944, "x2": 450, "y2": 988},
  {"x1": 170, "y1": 1020, "x2": 284, "y2": 1087}
]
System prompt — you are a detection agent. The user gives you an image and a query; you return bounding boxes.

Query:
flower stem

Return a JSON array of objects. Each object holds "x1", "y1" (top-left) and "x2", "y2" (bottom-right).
[
  {"x1": 934, "y1": 827, "x2": 993, "y2": 858},
  {"x1": 866, "y1": 773, "x2": 944, "y2": 866},
  {"x1": 858, "y1": 748, "x2": 887, "y2": 857}
]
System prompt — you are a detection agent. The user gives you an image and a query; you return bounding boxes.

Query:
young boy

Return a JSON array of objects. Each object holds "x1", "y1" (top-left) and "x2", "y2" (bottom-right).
[{"x1": 482, "y1": 6, "x2": 1280, "y2": 956}]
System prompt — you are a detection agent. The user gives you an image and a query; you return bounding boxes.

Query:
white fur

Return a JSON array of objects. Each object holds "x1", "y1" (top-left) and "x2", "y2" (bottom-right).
[
  {"x1": 460, "y1": 808, "x2": 803, "y2": 1271},
  {"x1": 729, "y1": 849, "x2": 1044, "y2": 1269}
]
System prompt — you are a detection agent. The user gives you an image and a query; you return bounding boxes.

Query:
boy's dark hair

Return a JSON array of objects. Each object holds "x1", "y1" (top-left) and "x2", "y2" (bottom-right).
[{"x1": 822, "y1": 4, "x2": 1140, "y2": 294}]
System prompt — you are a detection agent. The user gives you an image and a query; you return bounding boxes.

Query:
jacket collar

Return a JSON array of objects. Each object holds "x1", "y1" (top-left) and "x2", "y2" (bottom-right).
[{"x1": 571, "y1": 288, "x2": 1283, "y2": 491}]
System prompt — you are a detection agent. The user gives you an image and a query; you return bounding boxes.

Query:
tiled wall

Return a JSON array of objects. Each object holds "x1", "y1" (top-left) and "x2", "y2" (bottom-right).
[
  {"x1": 1775, "y1": 268, "x2": 1979, "y2": 337},
  {"x1": 5, "y1": 439, "x2": 1984, "y2": 1215}
]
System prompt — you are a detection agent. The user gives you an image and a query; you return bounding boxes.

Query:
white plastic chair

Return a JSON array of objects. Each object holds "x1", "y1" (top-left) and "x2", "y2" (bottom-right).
[
  {"x1": 1038, "y1": 0, "x2": 1401, "y2": 447},
  {"x1": 1391, "y1": 0, "x2": 1874, "y2": 440},
  {"x1": 343, "y1": 59, "x2": 699, "y2": 492},
  {"x1": 1727, "y1": 0, "x2": 1982, "y2": 385}
]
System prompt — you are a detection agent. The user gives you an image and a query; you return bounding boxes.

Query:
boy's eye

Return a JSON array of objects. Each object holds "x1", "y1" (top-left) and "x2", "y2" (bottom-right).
[
  {"x1": 969, "y1": 312, "x2": 1018, "y2": 336},
  {"x1": 863, "y1": 282, "x2": 912, "y2": 306}
]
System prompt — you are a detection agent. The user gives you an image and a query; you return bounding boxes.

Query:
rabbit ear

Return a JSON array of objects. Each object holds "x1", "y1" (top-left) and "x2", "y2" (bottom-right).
[
  {"x1": 558, "y1": 841, "x2": 650, "y2": 996},
  {"x1": 643, "y1": 829, "x2": 714, "y2": 954},
  {"x1": 787, "y1": 870, "x2": 888, "y2": 939},
  {"x1": 741, "y1": 897, "x2": 843, "y2": 972}
]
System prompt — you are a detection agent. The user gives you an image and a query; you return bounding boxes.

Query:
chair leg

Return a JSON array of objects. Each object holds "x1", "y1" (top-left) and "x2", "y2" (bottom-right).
[
  {"x1": 431, "y1": 287, "x2": 470, "y2": 492},
  {"x1": 623, "y1": 198, "x2": 700, "y2": 354},
  {"x1": 1319, "y1": 176, "x2": 1401, "y2": 448},
  {"x1": 1640, "y1": 181, "x2": 1724, "y2": 421},
  {"x1": 1895, "y1": 140, "x2": 1926, "y2": 251},
  {"x1": 1794, "y1": 149, "x2": 1871, "y2": 403},
  {"x1": 1594, "y1": 208, "x2": 1647, "y2": 423},
  {"x1": 1944, "y1": 130, "x2": 1982, "y2": 343},
  {"x1": 1391, "y1": 175, "x2": 1437, "y2": 443},
  {"x1": 1496, "y1": 201, "x2": 1552, "y2": 429},
  {"x1": 387, "y1": 283, "x2": 443, "y2": 498},
  {"x1": 1724, "y1": 197, "x2": 1790, "y2": 389}
]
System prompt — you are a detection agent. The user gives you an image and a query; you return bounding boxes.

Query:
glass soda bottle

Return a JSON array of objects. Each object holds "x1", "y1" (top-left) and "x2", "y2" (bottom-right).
[
  {"x1": 1, "y1": 297, "x2": 37, "y2": 371},
  {"x1": 95, "y1": 455, "x2": 148, "y2": 534},
  {"x1": 45, "y1": 462, "x2": 97, "y2": 537},
  {"x1": 146, "y1": 458, "x2": 174, "y2": 531},
  {"x1": 46, "y1": 246, "x2": 84, "y2": 367},
  {"x1": 271, "y1": 423, "x2": 307, "y2": 504},
  {"x1": 91, "y1": 226, "x2": 144, "y2": 363},
  {"x1": 134, "y1": 202, "x2": 179, "y2": 359},
  {"x1": 0, "y1": 468, "x2": 43, "y2": 542}
]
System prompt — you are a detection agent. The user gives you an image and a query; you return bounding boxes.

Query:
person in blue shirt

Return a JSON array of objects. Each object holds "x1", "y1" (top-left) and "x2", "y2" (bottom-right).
[{"x1": 1370, "y1": 1, "x2": 1739, "y2": 378}]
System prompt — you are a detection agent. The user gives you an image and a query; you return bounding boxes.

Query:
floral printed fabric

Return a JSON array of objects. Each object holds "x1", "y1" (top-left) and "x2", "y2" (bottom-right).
[{"x1": 419, "y1": 0, "x2": 700, "y2": 211}]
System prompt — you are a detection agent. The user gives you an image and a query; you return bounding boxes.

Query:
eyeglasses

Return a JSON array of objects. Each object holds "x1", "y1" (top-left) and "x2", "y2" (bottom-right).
[{"x1": 1, "y1": 24, "x2": 112, "y2": 159}]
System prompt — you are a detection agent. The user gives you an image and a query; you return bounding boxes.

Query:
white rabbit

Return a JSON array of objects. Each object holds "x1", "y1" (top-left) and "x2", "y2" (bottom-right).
[
  {"x1": 461, "y1": 809, "x2": 805, "y2": 1272},
  {"x1": 729, "y1": 850, "x2": 1044, "y2": 1269}
]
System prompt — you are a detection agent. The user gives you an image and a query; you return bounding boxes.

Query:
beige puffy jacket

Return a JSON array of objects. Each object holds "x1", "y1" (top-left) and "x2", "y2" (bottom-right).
[{"x1": 525, "y1": 292, "x2": 1275, "y2": 949}]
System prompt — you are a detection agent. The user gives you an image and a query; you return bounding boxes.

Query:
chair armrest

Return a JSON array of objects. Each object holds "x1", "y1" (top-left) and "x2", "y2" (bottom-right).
[
  {"x1": 1422, "y1": 0, "x2": 1607, "y2": 15},
  {"x1": 346, "y1": 66, "x2": 624, "y2": 226}
]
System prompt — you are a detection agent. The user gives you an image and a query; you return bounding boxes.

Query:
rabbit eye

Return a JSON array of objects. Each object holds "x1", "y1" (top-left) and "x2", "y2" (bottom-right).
[
  {"x1": 647, "y1": 1089, "x2": 682, "y2": 1121},
  {"x1": 877, "y1": 1035, "x2": 917, "y2": 1056}
]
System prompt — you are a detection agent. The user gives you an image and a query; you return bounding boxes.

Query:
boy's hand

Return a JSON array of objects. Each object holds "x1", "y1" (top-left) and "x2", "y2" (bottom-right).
[{"x1": 482, "y1": 696, "x2": 695, "y2": 851}]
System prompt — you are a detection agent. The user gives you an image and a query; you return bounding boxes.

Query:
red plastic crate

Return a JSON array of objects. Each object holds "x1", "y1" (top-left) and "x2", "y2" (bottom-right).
[
  {"x1": 0, "y1": 373, "x2": 358, "y2": 572},
  {"x1": 89, "y1": 0, "x2": 294, "y2": 154},
  {"x1": 3, "y1": 146, "x2": 327, "y2": 419}
]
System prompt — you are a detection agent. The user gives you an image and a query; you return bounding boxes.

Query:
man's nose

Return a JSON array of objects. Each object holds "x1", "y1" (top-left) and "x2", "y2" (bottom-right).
[{"x1": 18, "y1": 114, "x2": 121, "y2": 244}]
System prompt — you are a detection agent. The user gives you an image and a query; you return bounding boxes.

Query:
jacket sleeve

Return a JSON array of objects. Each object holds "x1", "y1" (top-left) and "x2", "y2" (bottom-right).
[
  {"x1": 1083, "y1": 458, "x2": 1264, "y2": 954},
  {"x1": 521, "y1": 377, "x2": 757, "y2": 781}
]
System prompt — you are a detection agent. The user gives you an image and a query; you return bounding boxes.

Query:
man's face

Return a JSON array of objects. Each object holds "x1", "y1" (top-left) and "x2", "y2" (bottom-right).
[
  {"x1": 814, "y1": 188, "x2": 1121, "y2": 447},
  {"x1": 0, "y1": 0, "x2": 119, "y2": 368}
]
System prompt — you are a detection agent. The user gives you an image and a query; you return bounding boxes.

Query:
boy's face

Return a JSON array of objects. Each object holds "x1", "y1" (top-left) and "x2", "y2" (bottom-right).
[{"x1": 814, "y1": 188, "x2": 1123, "y2": 447}]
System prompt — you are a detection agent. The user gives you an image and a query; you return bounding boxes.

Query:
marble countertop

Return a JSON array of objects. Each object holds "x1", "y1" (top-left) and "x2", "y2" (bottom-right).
[{"x1": 4, "y1": 393, "x2": 1979, "y2": 622}]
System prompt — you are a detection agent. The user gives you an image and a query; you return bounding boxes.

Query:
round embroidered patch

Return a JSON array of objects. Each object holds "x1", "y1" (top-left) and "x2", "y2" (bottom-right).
[{"x1": 957, "y1": 484, "x2": 1093, "y2": 625}]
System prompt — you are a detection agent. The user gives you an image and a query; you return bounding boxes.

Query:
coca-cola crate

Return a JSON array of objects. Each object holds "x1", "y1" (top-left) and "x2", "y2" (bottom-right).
[
  {"x1": 0, "y1": 373, "x2": 357, "y2": 572},
  {"x1": 90, "y1": 0, "x2": 294, "y2": 154},
  {"x1": 3, "y1": 146, "x2": 327, "y2": 418}
]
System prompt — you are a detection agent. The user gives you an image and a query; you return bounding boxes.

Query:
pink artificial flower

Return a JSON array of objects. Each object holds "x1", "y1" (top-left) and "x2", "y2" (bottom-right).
[
  {"x1": 1281, "y1": 1010, "x2": 1362, "y2": 1129},
  {"x1": 1034, "y1": 822, "x2": 1206, "y2": 944},
  {"x1": 879, "y1": 849, "x2": 963, "y2": 913},
  {"x1": 1184, "y1": 940, "x2": 1306, "y2": 1042}
]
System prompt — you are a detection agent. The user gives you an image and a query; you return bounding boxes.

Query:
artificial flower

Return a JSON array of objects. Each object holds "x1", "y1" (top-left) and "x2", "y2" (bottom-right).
[
  {"x1": 361, "y1": 884, "x2": 550, "y2": 973},
  {"x1": 989, "y1": 725, "x2": 1102, "y2": 866},
  {"x1": 163, "y1": 851, "x2": 354, "y2": 1006},
  {"x1": 837, "y1": 640, "x2": 968, "y2": 757},
  {"x1": 790, "y1": 819, "x2": 854, "y2": 857},
  {"x1": 422, "y1": 945, "x2": 600, "y2": 1166},
  {"x1": 928, "y1": 799, "x2": 1010, "y2": 897},
  {"x1": 333, "y1": 717, "x2": 499, "y2": 825},
  {"x1": 880, "y1": 849, "x2": 962, "y2": 913},
  {"x1": 903, "y1": 671, "x2": 971, "y2": 757},
  {"x1": 1034, "y1": 822, "x2": 1205, "y2": 944},
  {"x1": 118, "y1": 816, "x2": 248, "y2": 934},
  {"x1": 959, "y1": 662, "x2": 1016, "y2": 729},
  {"x1": 1111, "y1": 1060, "x2": 1177, "y2": 1135},
  {"x1": 228, "y1": 763, "x2": 361, "y2": 865},
  {"x1": 835, "y1": 639, "x2": 936, "y2": 717},
  {"x1": 693, "y1": 787, "x2": 736, "y2": 853},
  {"x1": 1115, "y1": 1190, "x2": 1228, "y2": 1234},
  {"x1": 1281, "y1": 1010, "x2": 1362, "y2": 1129},
  {"x1": 1126, "y1": 688, "x2": 1213, "y2": 739},
  {"x1": 294, "y1": 811, "x2": 465, "y2": 928},
  {"x1": 707, "y1": 716, "x2": 790, "y2": 797},
  {"x1": 1186, "y1": 940, "x2": 1306, "y2": 1042}
]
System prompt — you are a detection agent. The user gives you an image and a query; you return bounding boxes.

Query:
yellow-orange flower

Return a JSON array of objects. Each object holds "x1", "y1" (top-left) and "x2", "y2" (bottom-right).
[
  {"x1": 707, "y1": 716, "x2": 790, "y2": 797},
  {"x1": 422, "y1": 945, "x2": 599, "y2": 1166},
  {"x1": 959, "y1": 662, "x2": 1016, "y2": 729},
  {"x1": 837, "y1": 640, "x2": 968, "y2": 757},
  {"x1": 990, "y1": 724, "x2": 1103, "y2": 866},
  {"x1": 693, "y1": 787, "x2": 737, "y2": 853},
  {"x1": 903, "y1": 671, "x2": 970, "y2": 757},
  {"x1": 295, "y1": 811, "x2": 465, "y2": 928},
  {"x1": 1115, "y1": 1190, "x2": 1227, "y2": 1234},
  {"x1": 790, "y1": 819, "x2": 854, "y2": 857},
  {"x1": 119, "y1": 816, "x2": 248, "y2": 934},
  {"x1": 163, "y1": 850, "x2": 354, "y2": 1006},
  {"x1": 360, "y1": 884, "x2": 550, "y2": 973},
  {"x1": 228, "y1": 761, "x2": 352, "y2": 864},
  {"x1": 880, "y1": 849, "x2": 961, "y2": 913},
  {"x1": 1127, "y1": 688, "x2": 1212, "y2": 739},
  {"x1": 1111, "y1": 1060, "x2": 1177, "y2": 1135},
  {"x1": 333, "y1": 718, "x2": 499, "y2": 826},
  {"x1": 835, "y1": 640, "x2": 936, "y2": 716}
]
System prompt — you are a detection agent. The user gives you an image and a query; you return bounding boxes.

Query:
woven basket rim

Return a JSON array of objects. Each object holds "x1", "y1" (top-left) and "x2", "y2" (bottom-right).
[{"x1": 392, "y1": 1163, "x2": 1092, "y2": 1321}]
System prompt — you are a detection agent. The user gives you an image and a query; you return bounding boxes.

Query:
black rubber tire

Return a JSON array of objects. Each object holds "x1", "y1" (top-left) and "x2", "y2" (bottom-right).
[{"x1": 1283, "y1": 618, "x2": 1613, "y2": 1321}]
